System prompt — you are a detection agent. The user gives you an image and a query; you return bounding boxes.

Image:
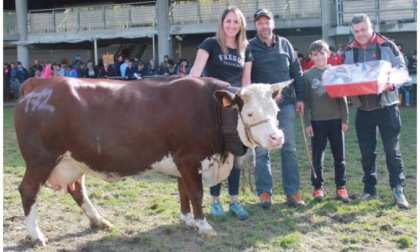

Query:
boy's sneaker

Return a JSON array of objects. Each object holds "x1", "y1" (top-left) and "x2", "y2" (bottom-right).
[
  {"x1": 336, "y1": 186, "x2": 350, "y2": 203},
  {"x1": 356, "y1": 192, "x2": 377, "y2": 201},
  {"x1": 210, "y1": 200, "x2": 225, "y2": 217},
  {"x1": 392, "y1": 185, "x2": 409, "y2": 209},
  {"x1": 259, "y1": 192, "x2": 272, "y2": 209},
  {"x1": 286, "y1": 193, "x2": 305, "y2": 206},
  {"x1": 313, "y1": 188, "x2": 324, "y2": 202},
  {"x1": 229, "y1": 200, "x2": 249, "y2": 220}
]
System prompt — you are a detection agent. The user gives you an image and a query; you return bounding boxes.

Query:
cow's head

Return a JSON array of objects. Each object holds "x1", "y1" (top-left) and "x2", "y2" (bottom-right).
[{"x1": 214, "y1": 80, "x2": 293, "y2": 150}]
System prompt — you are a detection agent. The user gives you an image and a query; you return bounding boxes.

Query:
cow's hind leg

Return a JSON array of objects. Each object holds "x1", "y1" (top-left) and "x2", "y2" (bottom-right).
[
  {"x1": 67, "y1": 175, "x2": 112, "y2": 229},
  {"x1": 19, "y1": 167, "x2": 50, "y2": 246}
]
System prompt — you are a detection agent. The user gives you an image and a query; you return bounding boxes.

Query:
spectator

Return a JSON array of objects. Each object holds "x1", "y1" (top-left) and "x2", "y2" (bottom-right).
[
  {"x1": 10, "y1": 62, "x2": 17, "y2": 100},
  {"x1": 98, "y1": 62, "x2": 115, "y2": 79},
  {"x1": 337, "y1": 43, "x2": 345, "y2": 56},
  {"x1": 120, "y1": 57, "x2": 129, "y2": 78},
  {"x1": 146, "y1": 59, "x2": 159, "y2": 76},
  {"x1": 71, "y1": 55, "x2": 83, "y2": 77},
  {"x1": 159, "y1": 55, "x2": 170, "y2": 75},
  {"x1": 3, "y1": 63, "x2": 12, "y2": 102},
  {"x1": 13, "y1": 61, "x2": 29, "y2": 99},
  {"x1": 408, "y1": 49, "x2": 417, "y2": 74},
  {"x1": 328, "y1": 46, "x2": 343, "y2": 65},
  {"x1": 84, "y1": 61, "x2": 98, "y2": 78},
  {"x1": 135, "y1": 60, "x2": 147, "y2": 78},
  {"x1": 189, "y1": 6, "x2": 251, "y2": 220},
  {"x1": 51, "y1": 63, "x2": 62, "y2": 76},
  {"x1": 177, "y1": 59, "x2": 190, "y2": 75},
  {"x1": 400, "y1": 49, "x2": 417, "y2": 107},
  {"x1": 344, "y1": 14, "x2": 409, "y2": 209},
  {"x1": 30, "y1": 58, "x2": 43, "y2": 77},
  {"x1": 125, "y1": 59, "x2": 137, "y2": 79},
  {"x1": 41, "y1": 63, "x2": 52, "y2": 78},
  {"x1": 303, "y1": 40, "x2": 349, "y2": 203},
  {"x1": 166, "y1": 59, "x2": 176, "y2": 75},
  {"x1": 243, "y1": 8, "x2": 305, "y2": 208},
  {"x1": 298, "y1": 53, "x2": 309, "y2": 71},
  {"x1": 59, "y1": 61, "x2": 67, "y2": 76},
  {"x1": 113, "y1": 55, "x2": 123, "y2": 77},
  {"x1": 65, "y1": 65, "x2": 78, "y2": 78},
  {"x1": 397, "y1": 43, "x2": 409, "y2": 66}
]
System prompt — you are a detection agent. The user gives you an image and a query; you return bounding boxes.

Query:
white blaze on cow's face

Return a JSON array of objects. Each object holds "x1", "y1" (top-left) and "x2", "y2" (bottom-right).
[{"x1": 236, "y1": 80, "x2": 293, "y2": 149}]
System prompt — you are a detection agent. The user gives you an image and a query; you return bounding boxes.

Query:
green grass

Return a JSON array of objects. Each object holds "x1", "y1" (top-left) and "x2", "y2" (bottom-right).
[{"x1": 3, "y1": 105, "x2": 417, "y2": 251}]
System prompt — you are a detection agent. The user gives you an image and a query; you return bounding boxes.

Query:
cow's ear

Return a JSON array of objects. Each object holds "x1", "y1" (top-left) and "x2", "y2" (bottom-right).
[{"x1": 214, "y1": 90, "x2": 238, "y2": 107}]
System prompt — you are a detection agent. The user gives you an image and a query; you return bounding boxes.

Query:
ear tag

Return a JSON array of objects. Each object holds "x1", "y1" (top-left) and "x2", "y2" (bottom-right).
[{"x1": 222, "y1": 97, "x2": 231, "y2": 107}]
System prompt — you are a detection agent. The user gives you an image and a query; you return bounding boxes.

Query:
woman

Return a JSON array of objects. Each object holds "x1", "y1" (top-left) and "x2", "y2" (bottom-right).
[{"x1": 189, "y1": 6, "x2": 252, "y2": 220}]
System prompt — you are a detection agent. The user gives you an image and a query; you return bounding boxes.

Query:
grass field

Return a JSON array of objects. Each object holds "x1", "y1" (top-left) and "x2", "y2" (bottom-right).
[{"x1": 3, "y1": 105, "x2": 417, "y2": 251}]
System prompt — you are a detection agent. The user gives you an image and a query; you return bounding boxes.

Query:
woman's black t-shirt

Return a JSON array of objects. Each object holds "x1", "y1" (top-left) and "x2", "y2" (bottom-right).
[{"x1": 198, "y1": 37, "x2": 252, "y2": 87}]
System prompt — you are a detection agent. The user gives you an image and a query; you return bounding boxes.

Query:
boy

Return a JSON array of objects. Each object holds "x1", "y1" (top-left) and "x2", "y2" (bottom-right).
[{"x1": 303, "y1": 40, "x2": 350, "y2": 203}]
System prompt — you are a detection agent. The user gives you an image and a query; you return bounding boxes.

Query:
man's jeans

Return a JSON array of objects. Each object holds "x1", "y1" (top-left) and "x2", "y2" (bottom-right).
[
  {"x1": 355, "y1": 105, "x2": 405, "y2": 195},
  {"x1": 254, "y1": 104, "x2": 300, "y2": 196}
]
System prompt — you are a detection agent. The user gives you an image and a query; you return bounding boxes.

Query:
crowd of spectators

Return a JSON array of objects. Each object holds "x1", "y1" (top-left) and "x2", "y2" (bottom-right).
[{"x1": 3, "y1": 54, "x2": 194, "y2": 102}]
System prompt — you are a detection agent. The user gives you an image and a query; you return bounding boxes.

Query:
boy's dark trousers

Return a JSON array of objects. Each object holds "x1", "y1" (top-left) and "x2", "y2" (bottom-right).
[{"x1": 310, "y1": 119, "x2": 346, "y2": 189}]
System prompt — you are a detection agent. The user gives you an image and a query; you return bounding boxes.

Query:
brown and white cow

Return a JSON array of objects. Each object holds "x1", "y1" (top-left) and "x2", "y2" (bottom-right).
[{"x1": 14, "y1": 76, "x2": 292, "y2": 246}]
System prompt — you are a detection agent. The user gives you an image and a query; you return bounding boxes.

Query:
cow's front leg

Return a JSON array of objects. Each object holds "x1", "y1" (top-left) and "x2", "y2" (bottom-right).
[
  {"x1": 177, "y1": 177, "x2": 195, "y2": 227},
  {"x1": 177, "y1": 166, "x2": 214, "y2": 235},
  {"x1": 68, "y1": 175, "x2": 112, "y2": 229}
]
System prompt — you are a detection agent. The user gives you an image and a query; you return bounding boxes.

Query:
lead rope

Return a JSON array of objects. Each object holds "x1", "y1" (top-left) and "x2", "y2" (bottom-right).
[{"x1": 299, "y1": 111, "x2": 317, "y2": 179}]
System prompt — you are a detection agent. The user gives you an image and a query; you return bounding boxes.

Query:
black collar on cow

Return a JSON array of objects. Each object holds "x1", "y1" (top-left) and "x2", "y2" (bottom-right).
[{"x1": 220, "y1": 105, "x2": 248, "y2": 156}]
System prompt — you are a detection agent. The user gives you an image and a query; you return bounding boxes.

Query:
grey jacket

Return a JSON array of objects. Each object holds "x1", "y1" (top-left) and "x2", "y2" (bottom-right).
[{"x1": 344, "y1": 33, "x2": 407, "y2": 111}]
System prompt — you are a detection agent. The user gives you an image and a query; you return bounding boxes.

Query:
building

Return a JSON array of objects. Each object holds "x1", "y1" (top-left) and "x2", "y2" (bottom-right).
[{"x1": 3, "y1": 0, "x2": 417, "y2": 68}]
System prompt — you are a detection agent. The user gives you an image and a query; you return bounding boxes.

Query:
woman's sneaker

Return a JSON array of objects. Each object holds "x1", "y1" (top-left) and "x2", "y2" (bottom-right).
[
  {"x1": 210, "y1": 200, "x2": 225, "y2": 217},
  {"x1": 229, "y1": 200, "x2": 249, "y2": 220}
]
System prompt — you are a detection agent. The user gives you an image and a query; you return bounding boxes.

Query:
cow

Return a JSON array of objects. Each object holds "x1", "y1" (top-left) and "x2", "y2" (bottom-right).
[{"x1": 14, "y1": 76, "x2": 292, "y2": 246}]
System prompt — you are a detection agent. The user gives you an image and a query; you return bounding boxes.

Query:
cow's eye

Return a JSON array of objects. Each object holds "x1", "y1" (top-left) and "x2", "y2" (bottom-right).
[{"x1": 247, "y1": 113, "x2": 253, "y2": 118}]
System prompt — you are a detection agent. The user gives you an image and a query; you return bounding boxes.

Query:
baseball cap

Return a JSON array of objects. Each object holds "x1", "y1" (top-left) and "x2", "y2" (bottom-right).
[{"x1": 254, "y1": 9, "x2": 273, "y2": 21}]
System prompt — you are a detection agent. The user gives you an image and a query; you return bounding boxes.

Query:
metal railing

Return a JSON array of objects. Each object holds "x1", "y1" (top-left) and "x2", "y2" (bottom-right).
[
  {"x1": 337, "y1": 0, "x2": 417, "y2": 26},
  {"x1": 170, "y1": 0, "x2": 321, "y2": 24},
  {"x1": 27, "y1": 2, "x2": 156, "y2": 34},
  {"x1": 3, "y1": 0, "x2": 417, "y2": 36}
]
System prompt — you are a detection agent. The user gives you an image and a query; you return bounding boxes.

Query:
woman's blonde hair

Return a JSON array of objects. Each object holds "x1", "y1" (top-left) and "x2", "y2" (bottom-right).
[{"x1": 216, "y1": 6, "x2": 248, "y2": 59}]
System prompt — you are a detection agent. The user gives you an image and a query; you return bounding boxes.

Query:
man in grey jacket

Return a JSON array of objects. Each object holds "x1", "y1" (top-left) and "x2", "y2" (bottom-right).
[
  {"x1": 243, "y1": 9, "x2": 305, "y2": 208},
  {"x1": 344, "y1": 14, "x2": 409, "y2": 209}
]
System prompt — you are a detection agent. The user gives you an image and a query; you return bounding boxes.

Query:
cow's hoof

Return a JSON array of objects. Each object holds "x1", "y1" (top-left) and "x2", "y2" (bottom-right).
[
  {"x1": 179, "y1": 213, "x2": 195, "y2": 228},
  {"x1": 90, "y1": 218, "x2": 113, "y2": 230},
  {"x1": 196, "y1": 218, "x2": 215, "y2": 235},
  {"x1": 26, "y1": 235, "x2": 48, "y2": 246},
  {"x1": 199, "y1": 228, "x2": 217, "y2": 236}
]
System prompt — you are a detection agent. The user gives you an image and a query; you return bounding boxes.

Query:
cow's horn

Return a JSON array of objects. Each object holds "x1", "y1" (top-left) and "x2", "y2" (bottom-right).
[{"x1": 270, "y1": 79, "x2": 294, "y2": 92}]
